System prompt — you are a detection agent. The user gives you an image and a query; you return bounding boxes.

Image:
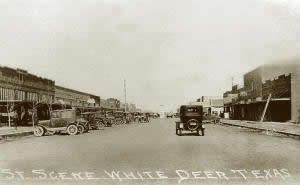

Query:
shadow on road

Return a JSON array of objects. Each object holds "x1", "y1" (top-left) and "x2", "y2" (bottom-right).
[{"x1": 176, "y1": 133, "x2": 204, "y2": 137}]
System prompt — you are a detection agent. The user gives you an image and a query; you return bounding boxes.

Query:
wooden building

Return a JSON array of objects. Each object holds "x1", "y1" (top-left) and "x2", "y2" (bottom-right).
[{"x1": 224, "y1": 60, "x2": 300, "y2": 123}]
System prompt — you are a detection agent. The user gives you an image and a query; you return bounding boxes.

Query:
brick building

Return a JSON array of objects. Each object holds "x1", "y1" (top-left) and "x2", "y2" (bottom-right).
[
  {"x1": 0, "y1": 66, "x2": 55, "y2": 124},
  {"x1": 55, "y1": 85, "x2": 100, "y2": 107},
  {"x1": 0, "y1": 66, "x2": 55, "y2": 103},
  {"x1": 224, "y1": 60, "x2": 300, "y2": 123}
]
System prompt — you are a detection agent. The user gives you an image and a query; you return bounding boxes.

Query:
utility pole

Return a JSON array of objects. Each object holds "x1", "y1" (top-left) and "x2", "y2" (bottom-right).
[{"x1": 124, "y1": 79, "x2": 127, "y2": 113}]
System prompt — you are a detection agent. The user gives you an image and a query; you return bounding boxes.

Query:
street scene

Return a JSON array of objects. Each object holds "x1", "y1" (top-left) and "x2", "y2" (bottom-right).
[
  {"x1": 1, "y1": 0, "x2": 300, "y2": 185},
  {"x1": 0, "y1": 119, "x2": 300, "y2": 185}
]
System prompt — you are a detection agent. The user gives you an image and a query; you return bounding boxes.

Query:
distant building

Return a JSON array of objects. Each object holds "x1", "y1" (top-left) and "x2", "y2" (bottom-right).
[
  {"x1": 224, "y1": 60, "x2": 300, "y2": 123},
  {"x1": 194, "y1": 96, "x2": 224, "y2": 115},
  {"x1": 197, "y1": 96, "x2": 222, "y2": 103},
  {"x1": 128, "y1": 103, "x2": 137, "y2": 112},
  {"x1": 190, "y1": 96, "x2": 224, "y2": 115},
  {"x1": 106, "y1": 98, "x2": 120, "y2": 109},
  {"x1": 100, "y1": 98, "x2": 109, "y2": 109}
]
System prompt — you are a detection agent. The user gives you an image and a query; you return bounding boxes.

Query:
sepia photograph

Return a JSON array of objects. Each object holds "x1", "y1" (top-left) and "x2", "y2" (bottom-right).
[{"x1": 0, "y1": 0, "x2": 300, "y2": 185}]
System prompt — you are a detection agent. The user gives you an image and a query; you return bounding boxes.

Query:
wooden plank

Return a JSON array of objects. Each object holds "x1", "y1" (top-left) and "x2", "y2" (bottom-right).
[{"x1": 260, "y1": 94, "x2": 272, "y2": 122}]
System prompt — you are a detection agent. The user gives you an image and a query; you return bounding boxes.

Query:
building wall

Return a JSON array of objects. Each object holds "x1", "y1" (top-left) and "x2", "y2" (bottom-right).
[
  {"x1": 100, "y1": 99, "x2": 109, "y2": 108},
  {"x1": 225, "y1": 61, "x2": 299, "y2": 122},
  {"x1": 0, "y1": 66, "x2": 55, "y2": 103},
  {"x1": 106, "y1": 98, "x2": 120, "y2": 109},
  {"x1": 291, "y1": 71, "x2": 300, "y2": 123},
  {"x1": 260, "y1": 61, "x2": 300, "y2": 123},
  {"x1": 244, "y1": 67, "x2": 263, "y2": 100},
  {"x1": 55, "y1": 86, "x2": 100, "y2": 107},
  {"x1": 262, "y1": 74, "x2": 291, "y2": 100}
]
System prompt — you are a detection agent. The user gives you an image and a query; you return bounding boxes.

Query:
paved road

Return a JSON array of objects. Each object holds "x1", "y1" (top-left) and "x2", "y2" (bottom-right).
[{"x1": 0, "y1": 118, "x2": 299, "y2": 185}]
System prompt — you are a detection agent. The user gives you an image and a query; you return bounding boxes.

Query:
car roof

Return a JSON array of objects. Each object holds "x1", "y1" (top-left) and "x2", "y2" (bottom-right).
[{"x1": 180, "y1": 105, "x2": 203, "y2": 108}]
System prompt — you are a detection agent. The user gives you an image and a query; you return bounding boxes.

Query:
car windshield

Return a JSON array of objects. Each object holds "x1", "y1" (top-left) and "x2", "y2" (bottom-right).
[{"x1": 186, "y1": 108, "x2": 198, "y2": 112}]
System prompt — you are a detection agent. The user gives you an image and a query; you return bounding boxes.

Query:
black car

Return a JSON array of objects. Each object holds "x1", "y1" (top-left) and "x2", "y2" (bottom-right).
[
  {"x1": 175, "y1": 105, "x2": 205, "y2": 136},
  {"x1": 166, "y1": 113, "x2": 173, "y2": 118}
]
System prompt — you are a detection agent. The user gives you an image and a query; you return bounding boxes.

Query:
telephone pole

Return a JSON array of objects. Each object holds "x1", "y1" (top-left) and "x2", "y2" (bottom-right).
[{"x1": 124, "y1": 79, "x2": 127, "y2": 113}]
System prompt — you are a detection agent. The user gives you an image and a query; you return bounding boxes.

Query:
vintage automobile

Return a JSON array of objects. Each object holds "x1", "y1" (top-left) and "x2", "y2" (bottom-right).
[
  {"x1": 113, "y1": 111, "x2": 126, "y2": 125},
  {"x1": 137, "y1": 113, "x2": 149, "y2": 123},
  {"x1": 203, "y1": 113, "x2": 221, "y2": 124},
  {"x1": 166, "y1": 113, "x2": 173, "y2": 118},
  {"x1": 104, "y1": 111, "x2": 114, "y2": 127},
  {"x1": 94, "y1": 111, "x2": 108, "y2": 127},
  {"x1": 174, "y1": 113, "x2": 180, "y2": 118},
  {"x1": 34, "y1": 109, "x2": 81, "y2": 137},
  {"x1": 175, "y1": 105, "x2": 205, "y2": 136},
  {"x1": 76, "y1": 112, "x2": 103, "y2": 133}
]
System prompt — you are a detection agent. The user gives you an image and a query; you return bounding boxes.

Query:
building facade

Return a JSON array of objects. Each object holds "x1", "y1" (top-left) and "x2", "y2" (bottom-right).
[
  {"x1": 0, "y1": 66, "x2": 55, "y2": 103},
  {"x1": 55, "y1": 86, "x2": 100, "y2": 107},
  {"x1": 0, "y1": 66, "x2": 55, "y2": 124},
  {"x1": 106, "y1": 98, "x2": 120, "y2": 109},
  {"x1": 196, "y1": 96, "x2": 224, "y2": 115},
  {"x1": 224, "y1": 61, "x2": 300, "y2": 123}
]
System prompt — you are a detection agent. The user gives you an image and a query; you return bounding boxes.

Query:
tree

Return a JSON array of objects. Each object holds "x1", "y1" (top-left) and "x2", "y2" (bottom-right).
[{"x1": 6, "y1": 91, "x2": 15, "y2": 128}]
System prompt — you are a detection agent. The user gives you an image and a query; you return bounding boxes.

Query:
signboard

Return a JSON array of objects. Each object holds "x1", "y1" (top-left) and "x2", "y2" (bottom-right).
[{"x1": 87, "y1": 98, "x2": 95, "y2": 104}]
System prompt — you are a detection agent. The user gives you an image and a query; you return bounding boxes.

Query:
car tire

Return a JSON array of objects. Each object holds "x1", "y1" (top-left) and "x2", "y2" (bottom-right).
[
  {"x1": 34, "y1": 126, "x2": 45, "y2": 137},
  {"x1": 77, "y1": 124, "x2": 85, "y2": 134},
  {"x1": 201, "y1": 129, "x2": 205, "y2": 136},
  {"x1": 178, "y1": 129, "x2": 182, "y2": 136},
  {"x1": 67, "y1": 124, "x2": 78, "y2": 135}
]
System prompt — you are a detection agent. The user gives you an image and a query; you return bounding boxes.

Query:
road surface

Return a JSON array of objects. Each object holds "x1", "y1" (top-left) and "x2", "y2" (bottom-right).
[{"x1": 0, "y1": 118, "x2": 299, "y2": 185}]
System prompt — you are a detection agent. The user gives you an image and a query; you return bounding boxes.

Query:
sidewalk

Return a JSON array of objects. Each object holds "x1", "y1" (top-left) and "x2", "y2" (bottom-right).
[
  {"x1": 0, "y1": 126, "x2": 33, "y2": 140},
  {"x1": 221, "y1": 119, "x2": 300, "y2": 138}
]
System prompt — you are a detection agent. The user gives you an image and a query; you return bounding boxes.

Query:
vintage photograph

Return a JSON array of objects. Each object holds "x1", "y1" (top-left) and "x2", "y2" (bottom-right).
[{"x1": 0, "y1": 0, "x2": 300, "y2": 185}]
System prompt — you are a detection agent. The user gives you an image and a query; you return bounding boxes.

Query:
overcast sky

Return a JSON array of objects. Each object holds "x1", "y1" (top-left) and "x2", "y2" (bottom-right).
[{"x1": 1, "y1": 0, "x2": 300, "y2": 111}]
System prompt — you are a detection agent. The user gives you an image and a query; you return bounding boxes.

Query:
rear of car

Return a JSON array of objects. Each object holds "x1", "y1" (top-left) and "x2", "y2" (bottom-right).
[{"x1": 176, "y1": 105, "x2": 205, "y2": 136}]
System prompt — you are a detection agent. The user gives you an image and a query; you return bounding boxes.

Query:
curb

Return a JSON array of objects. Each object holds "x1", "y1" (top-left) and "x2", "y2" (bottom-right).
[
  {"x1": 0, "y1": 131, "x2": 33, "y2": 140},
  {"x1": 220, "y1": 121, "x2": 300, "y2": 139}
]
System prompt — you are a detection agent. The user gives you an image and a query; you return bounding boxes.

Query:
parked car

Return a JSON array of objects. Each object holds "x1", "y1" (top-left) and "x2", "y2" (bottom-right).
[
  {"x1": 115, "y1": 111, "x2": 127, "y2": 124},
  {"x1": 175, "y1": 105, "x2": 205, "y2": 136},
  {"x1": 174, "y1": 113, "x2": 179, "y2": 118},
  {"x1": 34, "y1": 109, "x2": 81, "y2": 137},
  {"x1": 104, "y1": 111, "x2": 114, "y2": 127},
  {"x1": 136, "y1": 113, "x2": 148, "y2": 123},
  {"x1": 76, "y1": 112, "x2": 102, "y2": 133},
  {"x1": 166, "y1": 113, "x2": 173, "y2": 118},
  {"x1": 203, "y1": 113, "x2": 221, "y2": 124}
]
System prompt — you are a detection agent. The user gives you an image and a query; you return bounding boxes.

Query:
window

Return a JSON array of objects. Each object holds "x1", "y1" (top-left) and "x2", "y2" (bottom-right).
[
  {"x1": 187, "y1": 108, "x2": 198, "y2": 112},
  {"x1": 51, "y1": 111, "x2": 60, "y2": 118}
]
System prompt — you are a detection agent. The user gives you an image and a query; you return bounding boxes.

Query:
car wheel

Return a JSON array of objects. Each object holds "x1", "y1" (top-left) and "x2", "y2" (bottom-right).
[
  {"x1": 67, "y1": 124, "x2": 78, "y2": 135},
  {"x1": 34, "y1": 126, "x2": 45, "y2": 137},
  {"x1": 187, "y1": 119, "x2": 199, "y2": 131},
  {"x1": 77, "y1": 124, "x2": 85, "y2": 134},
  {"x1": 178, "y1": 129, "x2": 182, "y2": 136}
]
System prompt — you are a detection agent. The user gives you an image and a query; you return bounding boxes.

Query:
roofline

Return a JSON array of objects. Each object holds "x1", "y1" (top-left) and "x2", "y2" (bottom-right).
[{"x1": 55, "y1": 85, "x2": 99, "y2": 98}]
